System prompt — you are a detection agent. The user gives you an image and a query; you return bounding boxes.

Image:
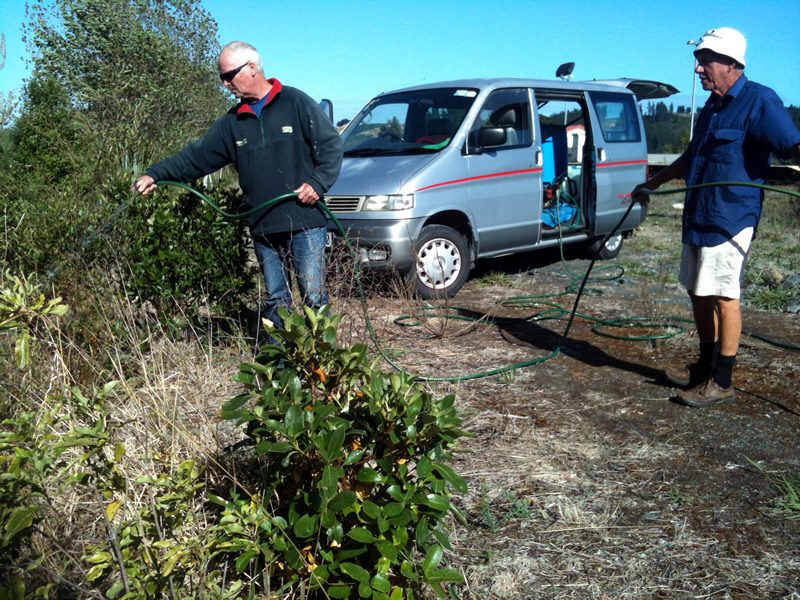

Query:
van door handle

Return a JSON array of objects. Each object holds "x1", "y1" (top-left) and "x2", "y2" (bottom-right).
[
  {"x1": 598, "y1": 147, "x2": 607, "y2": 162},
  {"x1": 535, "y1": 149, "x2": 543, "y2": 167}
]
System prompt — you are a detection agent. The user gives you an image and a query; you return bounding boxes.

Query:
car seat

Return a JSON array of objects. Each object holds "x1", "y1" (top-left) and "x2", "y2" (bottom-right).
[
  {"x1": 417, "y1": 118, "x2": 452, "y2": 144},
  {"x1": 490, "y1": 106, "x2": 520, "y2": 146}
]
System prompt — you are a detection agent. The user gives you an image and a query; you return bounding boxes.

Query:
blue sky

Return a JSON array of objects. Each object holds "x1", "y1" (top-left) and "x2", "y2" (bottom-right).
[{"x1": 2, "y1": 0, "x2": 799, "y2": 123}]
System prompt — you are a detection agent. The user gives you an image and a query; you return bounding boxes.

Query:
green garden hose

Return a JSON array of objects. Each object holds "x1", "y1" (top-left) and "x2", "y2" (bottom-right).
[{"x1": 155, "y1": 179, "x2": 800, "y2": 380}]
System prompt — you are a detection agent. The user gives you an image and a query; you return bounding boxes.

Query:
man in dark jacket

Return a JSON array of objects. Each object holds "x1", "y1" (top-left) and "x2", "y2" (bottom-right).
[
  {"x1": 134, "y1": 41, "x2": 343, "y2": 339},
  {"x1": 633, "y1": 27, "x2": 800, "y2": 408}
]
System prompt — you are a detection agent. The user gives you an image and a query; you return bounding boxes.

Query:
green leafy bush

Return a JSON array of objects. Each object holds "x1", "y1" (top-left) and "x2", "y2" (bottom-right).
[
  {"x1": 0, "y1": 408, "x2": 56, "y2": 598},
  {"x1": 83, "y1": 459, "x2": 217, "y2": 600},
  {"x1": 0, "y1": 382, "x2": 120, "y2": 599},
  {"x1": 114, "y1": 177, "x2": 256, "y2": 316},
  {"x1": 220, "y1": 306, "x2": 468, "y2": 598},
  {"x1": 1, "y1": 0, "x2": 237, "y2": 321},
  {"x1": 2, "y1": 301, "x2": 468, "y2": 598},
  {"x1": 0, "y1": 270, "x2": 69, "y2": 369}
]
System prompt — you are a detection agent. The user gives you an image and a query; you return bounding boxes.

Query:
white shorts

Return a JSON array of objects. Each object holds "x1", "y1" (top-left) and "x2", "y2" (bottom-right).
[{"x1": 679, "y1": 227, "x2": 753, "y2": 299}]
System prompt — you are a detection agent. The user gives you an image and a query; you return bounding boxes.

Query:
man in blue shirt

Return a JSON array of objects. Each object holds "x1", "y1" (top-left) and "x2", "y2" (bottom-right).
[{"x1": 634, "y1": 27, "x2": 800, "y2": 408}]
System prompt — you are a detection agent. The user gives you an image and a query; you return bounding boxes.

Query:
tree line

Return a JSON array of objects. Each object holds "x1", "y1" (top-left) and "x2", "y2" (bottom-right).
[{"x1": 643, "y1": 100, "x2": 800, "y2": 155}]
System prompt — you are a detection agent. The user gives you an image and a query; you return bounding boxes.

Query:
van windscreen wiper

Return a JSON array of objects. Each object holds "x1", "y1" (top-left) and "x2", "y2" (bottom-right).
[
  {"x1": 343, "y1": 148, "x2": 403, "y2": 157},
  {"x1": 344, "y1": 146, "x2": 443, "y2": 157}
]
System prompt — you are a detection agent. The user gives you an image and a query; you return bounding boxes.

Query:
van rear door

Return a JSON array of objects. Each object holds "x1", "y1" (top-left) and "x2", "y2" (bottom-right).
[{"x1": 589, "y1": 79, "x2": 680, "y2": 101}]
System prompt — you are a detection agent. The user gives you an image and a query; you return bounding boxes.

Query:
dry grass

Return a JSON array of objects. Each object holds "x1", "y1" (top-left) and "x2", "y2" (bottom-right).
[
  {"x1": 329, "y1": 192, "x2": 800, "y2": 598},
  {"x1": 7, "y1": 191, "x2": 800, "y2": 597},
  {"x1": 5, "y1": 282, "x2": 248, "y2": 595},
  {"x1": 439, "y1": 382, "x2": 800, "y2": 598}
]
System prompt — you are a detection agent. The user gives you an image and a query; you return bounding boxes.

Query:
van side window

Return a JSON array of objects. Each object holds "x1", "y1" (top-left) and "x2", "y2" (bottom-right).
[
  {"x1": 590, "y1": 92, "x2": 641, "y2": 143},
  {"x1": 470, "y1": 88, "x2": 532, "y2": 149}
]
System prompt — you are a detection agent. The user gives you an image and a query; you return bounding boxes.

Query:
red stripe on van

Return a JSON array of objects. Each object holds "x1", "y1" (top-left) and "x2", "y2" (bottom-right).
[
  {"x1": 597, "y1": 160, "x2": 648, "y2": 168},
  {"x1": 416, "y1": 168, "x2": 542, "y2": 193}
]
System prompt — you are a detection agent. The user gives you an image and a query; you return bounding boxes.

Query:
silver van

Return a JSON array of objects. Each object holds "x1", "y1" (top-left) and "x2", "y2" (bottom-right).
[{"x1": 325, "y1": 76, "x2": 677, "y2": 298}]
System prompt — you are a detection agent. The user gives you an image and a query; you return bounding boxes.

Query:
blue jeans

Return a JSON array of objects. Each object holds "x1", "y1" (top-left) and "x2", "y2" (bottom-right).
[{"x1": 252, "y1": 226, "x2": 329, "y2": 331}]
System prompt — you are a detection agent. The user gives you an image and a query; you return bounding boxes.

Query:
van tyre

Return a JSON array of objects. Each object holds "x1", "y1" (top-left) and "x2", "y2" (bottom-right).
[
  {"x1": 410, "y1": 225, "x2": 470, "y2": 299},
  {"x1": 588, "y1": 232, "x2": 624, "y2": 260}
]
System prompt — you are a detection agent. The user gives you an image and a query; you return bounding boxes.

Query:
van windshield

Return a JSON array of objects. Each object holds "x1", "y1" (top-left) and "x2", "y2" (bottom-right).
[{"x1": 342, "y1": 88, "x2": 477, "y2": 157}]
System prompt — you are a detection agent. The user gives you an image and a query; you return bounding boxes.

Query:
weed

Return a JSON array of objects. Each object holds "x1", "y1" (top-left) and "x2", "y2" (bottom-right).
[
  {"x1": 475, "y1": 271, "x2": 515, "y2": 289},
  {"x1": 474, "y1": 484, "x2": 534, "y2": 529},
  {"x1": 476, "y1": 483, "x2": 500, "y2": 531},
  {"x1": 667, "y1": 487, "x2": 692, "y2": 507},
  {"x1": 0, "y1": 270, "x2": 68, "y2": 369},
  {"x1": 745, "y1": 458, "x2": 800, "y2": 521},
  {"x1": 501, "y1": 491, "x2": 533, "y2": 521},
  {"x1": 498, "y1": 369, "x2": 516, "y2": 385},
  {"x1": 773, "y1": 473, "x2": 800, "y2": 519},
  {"x1": 746, "y1": 286, "x2": 795, "y2": 311}
]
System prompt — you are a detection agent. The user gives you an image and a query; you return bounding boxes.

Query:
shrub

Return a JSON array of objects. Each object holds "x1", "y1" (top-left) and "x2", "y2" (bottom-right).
[
  {"x1": 2, "y1": 298, "x2": 468, "y2": 598},
  {"x1": 114, "y1": 176, "x2": 256, "y2": 317},
  {"x1": 0, "y1": 270, "x2": 69, "y2": 370},
  {"x1": 0, "y1": 407, "x2": 57, "y2": 598},
  {"x1": 0, "y1": 382, "x2": 121, "y2": 599},
  {"x1": 220, "y1": 306, "x2": 468, "y2": 598},
  {"x1": 83, "y1": 458, "x2": 216, "y2": 600}
]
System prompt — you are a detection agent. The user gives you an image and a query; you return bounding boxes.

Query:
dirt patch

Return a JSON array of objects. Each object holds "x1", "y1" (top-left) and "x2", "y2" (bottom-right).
[{"x1": 335, "y1": 196, "x2": 800, "y2": 598}]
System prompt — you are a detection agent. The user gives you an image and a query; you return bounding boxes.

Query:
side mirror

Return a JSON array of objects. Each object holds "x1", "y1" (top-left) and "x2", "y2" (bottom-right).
[
  {"x1": 319, "y1": 99, "x2": 334, "y2": 122},
  {"x1": 465, "y1": 127, "x2": 507, "y2": 155},
  {"x1": 478, "y1": 127, "x2": 506, "y2": 147}
]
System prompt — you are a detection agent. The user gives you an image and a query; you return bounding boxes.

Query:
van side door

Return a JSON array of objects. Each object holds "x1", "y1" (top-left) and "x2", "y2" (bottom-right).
[
  {"x1": 585, "y1": 90, "x2": 648, "y2": 234},
  {"x1": 463, "y1": 87, "x2": 540, "y2": 256},
  {"x1": 531, "y1": 89, "x2": 593, "y2": 237}
]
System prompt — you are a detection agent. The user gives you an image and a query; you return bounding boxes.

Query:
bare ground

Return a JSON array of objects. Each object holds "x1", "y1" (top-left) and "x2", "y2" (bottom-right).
[{"x1": 331, "y1": 196, "x2": 800, "y2": 599}]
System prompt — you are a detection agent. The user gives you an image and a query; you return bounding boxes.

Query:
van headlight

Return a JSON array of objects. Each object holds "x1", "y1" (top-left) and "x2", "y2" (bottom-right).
[{"x1": 362, "y1": 194, "x2": 414, "y2": 211}]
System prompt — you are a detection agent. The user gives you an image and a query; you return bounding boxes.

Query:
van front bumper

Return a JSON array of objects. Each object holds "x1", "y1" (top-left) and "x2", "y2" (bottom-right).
[{"x1": 328, "y1": 217, "x2": 424, "y2": 273}]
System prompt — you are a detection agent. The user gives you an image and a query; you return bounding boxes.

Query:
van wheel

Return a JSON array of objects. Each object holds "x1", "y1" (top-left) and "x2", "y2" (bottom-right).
[
  {"x1": 410, "y1": 225, "x2": 470, "y2": 299},
  {"x1": 588, "y1": 232, "x2": 624, "y2": 259}
]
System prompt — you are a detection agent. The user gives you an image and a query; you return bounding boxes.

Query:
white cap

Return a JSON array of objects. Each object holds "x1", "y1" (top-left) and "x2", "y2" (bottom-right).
[{"x1": 694, "y1": 27, "x2": 747, "y2": 67}]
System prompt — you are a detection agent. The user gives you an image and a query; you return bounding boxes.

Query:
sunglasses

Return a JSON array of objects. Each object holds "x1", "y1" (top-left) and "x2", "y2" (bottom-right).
[
  {"x1": 694, "y1": 51, "x2": 734, "y2": 68},
  {"x1": 220, "y1": 62, "x2": 250, "y2": 83}
]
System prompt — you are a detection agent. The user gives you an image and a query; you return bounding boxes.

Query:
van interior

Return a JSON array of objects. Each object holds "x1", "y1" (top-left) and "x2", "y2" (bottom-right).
[{"x1": 536, "y1": 92, "x2": 590, "y2": 239}]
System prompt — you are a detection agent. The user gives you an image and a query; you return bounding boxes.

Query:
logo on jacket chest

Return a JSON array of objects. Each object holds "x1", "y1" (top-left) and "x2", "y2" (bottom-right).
[{"x1": 235, "y1": 125, "x2": 293, "y2": 147}]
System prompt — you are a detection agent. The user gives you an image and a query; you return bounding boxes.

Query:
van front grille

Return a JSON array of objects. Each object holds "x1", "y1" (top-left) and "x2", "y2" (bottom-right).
[{"x1": 324, "y1": 196, "x2": 362, "y2": 213}]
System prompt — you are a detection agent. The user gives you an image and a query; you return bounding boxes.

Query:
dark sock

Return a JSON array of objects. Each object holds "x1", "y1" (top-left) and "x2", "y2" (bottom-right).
[
  {"x1": 698, "y1": 342, "x2": 716, "y2": 374},
  {"x1": 713, "y1": 354, "x2": 736, "y2": 389}
]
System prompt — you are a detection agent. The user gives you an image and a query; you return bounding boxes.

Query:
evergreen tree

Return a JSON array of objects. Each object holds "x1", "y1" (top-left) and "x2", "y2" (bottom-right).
[
  {"x1": 23, "y1": 0, "x2": 229, "y2": 171},
  {"x1": 2, "y1": 1, "x2": 252, "y2": 316}
]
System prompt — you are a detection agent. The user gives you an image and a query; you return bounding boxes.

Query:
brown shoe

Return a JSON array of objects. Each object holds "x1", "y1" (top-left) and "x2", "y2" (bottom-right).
[
  {"x1": 664, "y1": 363, "x2": 708, "y2": 389},
  {"x1": 674, "y1": 379, "x2": 735, "y2": 408}
]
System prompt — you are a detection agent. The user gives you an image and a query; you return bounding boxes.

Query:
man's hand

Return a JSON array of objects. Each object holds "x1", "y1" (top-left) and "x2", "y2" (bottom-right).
[
  {"x1": 631, "y1": 182, "x2": 652, "y2": 206},
  {"x1": 294, "y1": 182, "x2": 320, "y2": 204},
  {"x1": 133, "y1": 175, "x2": 157, "y2": 195}
]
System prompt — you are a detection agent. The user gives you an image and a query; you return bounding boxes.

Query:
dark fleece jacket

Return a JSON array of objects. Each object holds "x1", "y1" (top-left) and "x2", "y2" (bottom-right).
[{"x1": 146, "y1": 79, "x2": 343, "y2": 236}]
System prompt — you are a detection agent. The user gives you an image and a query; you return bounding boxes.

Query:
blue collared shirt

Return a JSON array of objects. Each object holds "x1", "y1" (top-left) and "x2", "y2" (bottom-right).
[
  {"x1": 683, "y1": 75, "x2": 800, "y2": 246},
  {"x1": 247, "y1": 90, "x2": 272, "y2": 117}
]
